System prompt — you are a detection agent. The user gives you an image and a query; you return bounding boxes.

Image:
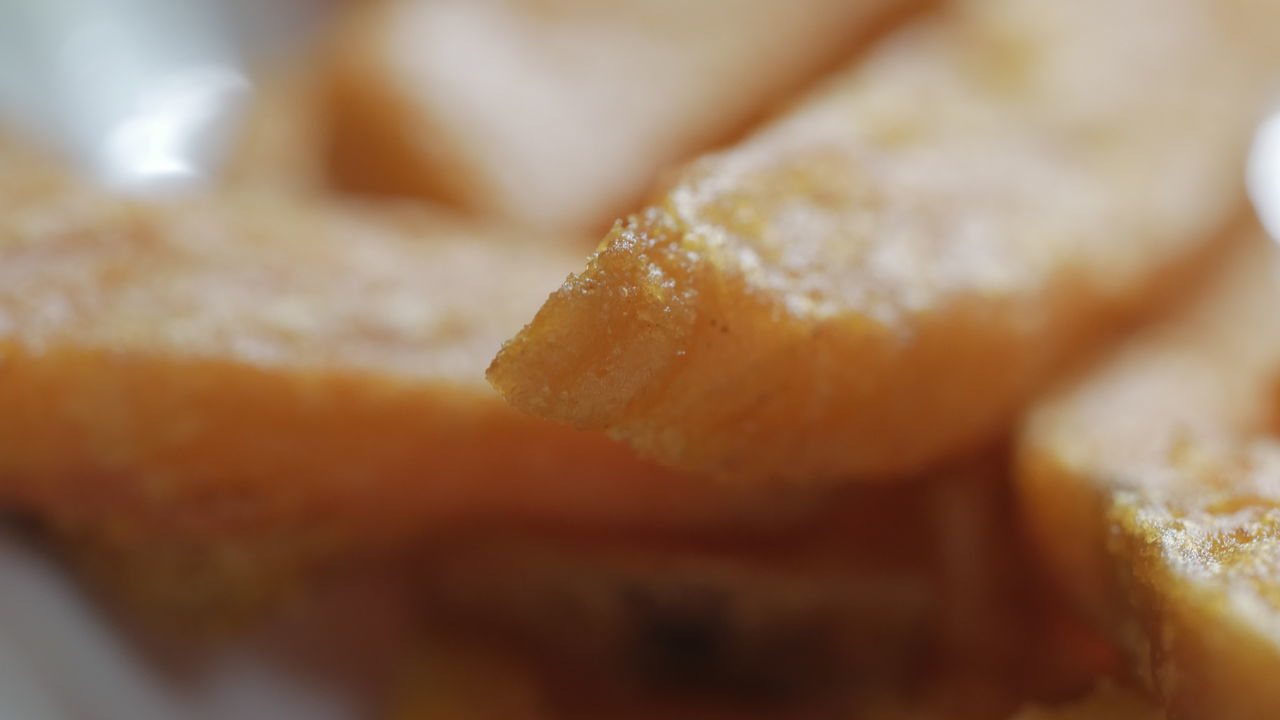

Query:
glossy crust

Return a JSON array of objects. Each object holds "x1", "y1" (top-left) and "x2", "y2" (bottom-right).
[
  {"x1": 1018, "y1": 231, "x2": 1280, "y2": 719},
  {"x1": 0, "y1": 159, "x2": 788, "y2": 614},
  {"x1": 488, "y1": 0, "x2": 1280, "y2": 482},
  {"x1": 322, "y1": 0, "x2": 913, "y2": 231}
]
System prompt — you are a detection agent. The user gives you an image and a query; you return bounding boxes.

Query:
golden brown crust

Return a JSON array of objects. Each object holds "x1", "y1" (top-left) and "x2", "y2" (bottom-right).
[
  {"x1": 0, "y1": 157, "x2": 792, "y2": 615},
  {"x1": 1018, "y1": 232, "x2": 1280, "y2": 718},
  {"x1": 489, "y1": 0, "x2": 1280, "y2": 483}
]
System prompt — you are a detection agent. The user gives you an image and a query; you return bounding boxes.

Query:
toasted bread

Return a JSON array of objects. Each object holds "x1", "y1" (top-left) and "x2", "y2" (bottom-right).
[
  {"x1": 488, "y1": 0, "x2": 1280, "y2": 482},
  {"x1": 1019, "y1": 229, "x2": 1280, "y2": 718}
]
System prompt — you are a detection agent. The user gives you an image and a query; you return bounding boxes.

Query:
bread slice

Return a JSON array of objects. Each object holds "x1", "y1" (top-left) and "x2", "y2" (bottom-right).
[
  {"x1": 1019, "y1": 229, "x2": 1280, "y2": 718},
  {"x1": 488, "y1": 0, "x2": 1280, "y2": 483},
  {"x1": 0, "y1": 160, "x2": 778, "y2": 613},
  {"x1": 322, "y1": 0, "x2": 915, "y2": 231}
]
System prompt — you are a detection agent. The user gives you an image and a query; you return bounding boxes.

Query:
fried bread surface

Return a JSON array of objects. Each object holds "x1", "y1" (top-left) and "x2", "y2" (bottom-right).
[
  {"x1": 0, "y1": 159, "x2": 790, "y2": 612},
  {"x1": 1019, "y1": 230, "x2": 1280, "y2": 719},
  {"x1": 489, "y1": 0, "x2": 1280, "y2": 482}
]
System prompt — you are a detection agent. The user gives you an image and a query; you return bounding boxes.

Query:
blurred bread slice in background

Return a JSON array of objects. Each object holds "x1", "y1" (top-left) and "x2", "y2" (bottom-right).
[
  {"x1": 221, "y1": 67, "x2": 327, "y2": 193},
  {"x1": 412, "y1": 455, "x2": 1102, "y2": 716},
  {"x1": 1018, "y1": 228, "x2": 1280, "y2": 718},
  {"x1": 323, "y1": 0, "x2": 919, "y2": 232},
  {"x1": 0, "y1": 146, "x2": 794, "y2": 619}
]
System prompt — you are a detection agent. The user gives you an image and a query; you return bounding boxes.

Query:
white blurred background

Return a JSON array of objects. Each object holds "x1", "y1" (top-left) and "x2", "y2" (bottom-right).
[{"x1": 0, "y1": 2, "x2": 386, "y2": 718}]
